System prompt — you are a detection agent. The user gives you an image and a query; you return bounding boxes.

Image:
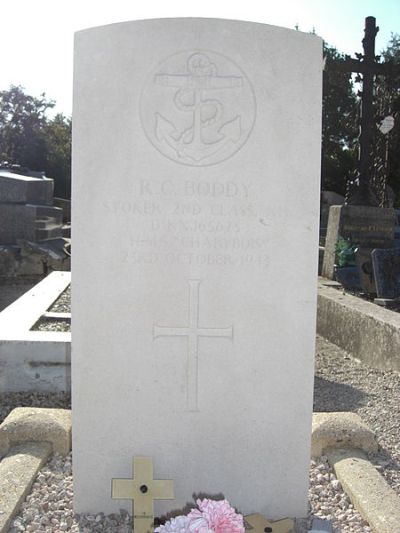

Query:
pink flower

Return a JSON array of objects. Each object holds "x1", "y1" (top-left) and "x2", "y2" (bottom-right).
[
  {"x1": 187, "y1": 499, "x2": 245, "y2": 533},
  {"x1": 155, "y1": 515, "x2": 192, "y2": 533}
]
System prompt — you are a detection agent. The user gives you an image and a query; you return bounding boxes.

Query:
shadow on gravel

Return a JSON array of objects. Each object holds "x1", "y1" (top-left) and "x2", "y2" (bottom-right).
[
  {"x1": 0, "y1": 393, "x2": 71, "y2": 425},
  {"x1": 313, "y1": 376, "x2": 370, "y2": 412}
]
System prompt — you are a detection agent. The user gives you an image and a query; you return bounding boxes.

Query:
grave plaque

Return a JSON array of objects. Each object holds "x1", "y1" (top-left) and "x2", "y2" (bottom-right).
[
  {"x1": 355, "y1": 248, "x2": 376, "y2": 294},
  {"x1": 372, "y1": 248, "x2": 400, "y2": 299},
  {"x1": 72, "y1": 18, "x2": 322, "y2": 519},
  {"x1": 322, "y1": 205, "x2": 396, "y2": 279}
]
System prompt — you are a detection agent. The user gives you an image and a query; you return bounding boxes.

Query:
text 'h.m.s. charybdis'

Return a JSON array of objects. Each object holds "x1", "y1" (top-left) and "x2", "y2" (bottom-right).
[{"x1": 140, "y1": 50, "x2": 256, "y2": 166}]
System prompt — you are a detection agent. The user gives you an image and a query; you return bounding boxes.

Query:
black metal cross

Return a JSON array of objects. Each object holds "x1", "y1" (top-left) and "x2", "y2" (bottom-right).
[{"x1": 333, "y1": 17, "x2": 397, "y2": 206}]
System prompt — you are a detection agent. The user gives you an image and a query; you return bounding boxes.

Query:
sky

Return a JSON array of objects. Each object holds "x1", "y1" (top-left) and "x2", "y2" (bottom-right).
[{"x1": 1, "y1": 0, "x2": 399, "y2": 116}]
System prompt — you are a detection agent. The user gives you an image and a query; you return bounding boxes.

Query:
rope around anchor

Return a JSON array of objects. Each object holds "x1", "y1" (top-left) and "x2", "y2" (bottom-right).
[{"x1": 173, "y1": 53, "x2": 225, "y2": 145}]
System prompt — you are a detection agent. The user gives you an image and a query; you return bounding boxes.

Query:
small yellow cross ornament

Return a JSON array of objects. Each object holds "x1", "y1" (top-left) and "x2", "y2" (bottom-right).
[
  {"x1": 111, "y1": 456, "x2": 174, "y2": 533},
  {"x1": 245, "y1": 513, "x2": 294, "y2": 533}
]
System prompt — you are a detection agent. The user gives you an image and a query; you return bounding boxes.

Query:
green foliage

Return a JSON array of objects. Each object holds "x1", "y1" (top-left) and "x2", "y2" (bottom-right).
[
  {"x1": 378, "y1": 34, "x2": 400, "y2": 205},
  {"x1": 0, "y1": 85, "x2": 53, "y2": 169},
  {"x1": 320, "y1": 36, "x2": 400, "y2": 202},
  {"x1": 335, "y1": 236, "x2": 358, "y2": 267},
  {"x1": 0, "y1": 85, "x2": 71, "y2": 198},
  {"x1": 322, "y1": 44, "x2": 358, "y2": 195},
  {"x1": 44, "y1": 114, "x2": 72, "y2": 198}
]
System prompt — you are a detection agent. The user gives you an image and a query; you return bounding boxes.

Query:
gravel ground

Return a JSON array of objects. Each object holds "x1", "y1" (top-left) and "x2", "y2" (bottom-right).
[
  {"x1": 0, "y1": 393, "x2": 70, "y2": 425},
  {"x1": 34, "y1": 319, "x2": 71, "y2": 332},
  {"x1": 315, "y1": 336, "x2": 400, "y2": 495},
  {"x1": 2, "y1": 335, "x2": 400, "y2": 532},
  {"x1": 48, "y1": 287, "x2": 71, "y2": 314},
  {"x1": 32, "y1": 286, "x2": 71, "y2": 332}
]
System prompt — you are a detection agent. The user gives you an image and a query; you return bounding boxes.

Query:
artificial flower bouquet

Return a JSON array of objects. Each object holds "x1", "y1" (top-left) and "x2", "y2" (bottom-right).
[{"x1": 155, "y1": 498, "x2": 245, "y2": 533}]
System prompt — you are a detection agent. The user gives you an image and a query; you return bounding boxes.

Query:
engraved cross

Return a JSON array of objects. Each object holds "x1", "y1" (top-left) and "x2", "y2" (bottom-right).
[
  {"x1": 154, "y1": 280, "x2": 233, "y2": 411},
  {"x1": 111, "y1": 456, "x2": 174, "y2": 533}
]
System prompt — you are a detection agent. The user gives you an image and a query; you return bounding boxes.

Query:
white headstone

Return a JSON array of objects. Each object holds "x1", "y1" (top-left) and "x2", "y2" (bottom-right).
[{"x1": 72, "y1": 18, "x2": 322, "y2": 519}]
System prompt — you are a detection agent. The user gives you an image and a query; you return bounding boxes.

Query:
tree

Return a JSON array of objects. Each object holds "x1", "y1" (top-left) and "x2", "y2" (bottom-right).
[
  {"x1": 0, "y1": 85, "x2": 71, "y2": 198},
  {"x1": 377, "y1": 34, "x2": 400, "y2": 204},
  {"x1": 0, "y1": 85, "x2": 54, "y2": 170},
  {"x1": 321, "y1": 44, "x2": 358, "y2": 195},
  {"x1": 44, "y1": 114, "x2": 72, "y2": 198}
]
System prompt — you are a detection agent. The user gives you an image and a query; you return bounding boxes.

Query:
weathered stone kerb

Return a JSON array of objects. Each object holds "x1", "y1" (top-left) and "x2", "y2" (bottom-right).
[
  {"x1": 0, "y1": 407, "x2": 71, "y2": 459},
  {"x1": 311, "y1": 412, "x2": 378, "y2": 458},
  {"x1": 317, "y1": 278, "x2": 400, "y2": 371},
  {"x1": 328, "y1": 448, "x2": 400, "y2": 533},
  {"x1": 0, "y1": 407, "x2": 71, "y2": 533},
  {"x1": 0, "y1": 442, "x2": 52, "y2": 533}
]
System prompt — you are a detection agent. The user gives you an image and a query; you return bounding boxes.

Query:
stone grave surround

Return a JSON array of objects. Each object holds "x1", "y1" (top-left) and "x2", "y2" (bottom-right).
[
  {"x1": 72, "y1": 18, "x2": 322, "y2": 520},
  {"x1": 0, "y1": 171, "x2": 63, "y2": 245}
]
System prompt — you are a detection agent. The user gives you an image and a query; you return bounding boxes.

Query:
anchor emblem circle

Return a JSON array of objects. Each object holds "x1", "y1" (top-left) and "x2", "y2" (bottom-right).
[{"x1": 140, "y1": 49, "x2": 256, "y2": 166}]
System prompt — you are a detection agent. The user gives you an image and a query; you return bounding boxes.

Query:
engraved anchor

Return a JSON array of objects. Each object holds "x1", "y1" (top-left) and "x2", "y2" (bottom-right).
[{"x1": 154, "y1": 53, "x2": 243, "y2": 162}]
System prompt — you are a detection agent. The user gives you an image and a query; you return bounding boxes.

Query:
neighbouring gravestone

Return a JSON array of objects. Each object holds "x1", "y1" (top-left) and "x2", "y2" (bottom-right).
[
  {"x1": 322, "y1": 205, "x2": 396, "y2": 280},
  {"x1": 372, "y1": 248, "x2": 400, "y2": 299},
  {"x1": 0, "y1": 171, "x2": 63, "y2": 245},
  {"x1": 355, "y1": 248, "x2": 376, "y2": 294},
  {"x1": 320, "y1": 190, "x2": 345, "y2": 244},
  {"x1": 72, "y1": 18, "x2": 322, "y2": 519},
  {"x1": 0, "y1": 171, "x2": 53, "y2": 205}
]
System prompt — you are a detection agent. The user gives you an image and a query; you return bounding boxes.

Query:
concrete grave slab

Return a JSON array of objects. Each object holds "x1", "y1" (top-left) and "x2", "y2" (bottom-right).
[
  {"x1": 72, "y1": 18, "x2": 322, "y2": 519},
  {"x1": 0, "y1": 271, "x2": 71, "y2": 392},
  {"x1": 0, "y1": 204, "x2": 63, "y2": 245},
  {"x1": 0, "y1": 271, "x2": 70, "y2": 334},
  {"x1": 0, "y1": 171, "x2": 53, "y2": 205}
]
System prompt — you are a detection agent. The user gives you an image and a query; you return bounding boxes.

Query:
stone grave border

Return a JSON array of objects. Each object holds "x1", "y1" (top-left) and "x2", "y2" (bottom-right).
[
  {"x1": 317, "y1": 277, "x2": 400, "y2": 372},
  {"x1": 0, "y1": 408, "x2": 71, "y2": 533},
  {"x1": 312, "y1": 413, "x2": 400, "y2": 533},
  {"x1": 0, "y1": 271, "x2": 71, "y2": 392}
]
